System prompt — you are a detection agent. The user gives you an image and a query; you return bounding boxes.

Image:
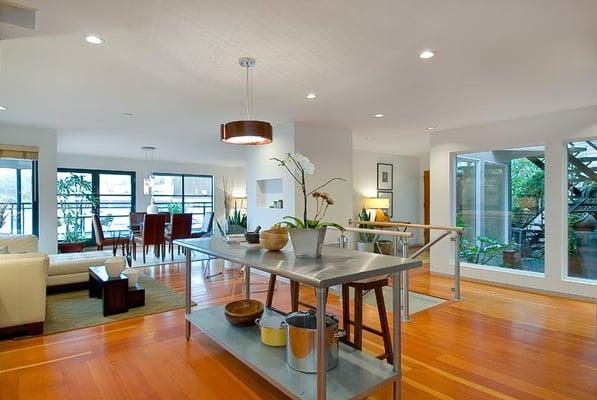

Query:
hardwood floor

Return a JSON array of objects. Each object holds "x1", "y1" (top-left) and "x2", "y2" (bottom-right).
[{"x1": 1, "y1": 257, "x2": 596, "y2": 399}]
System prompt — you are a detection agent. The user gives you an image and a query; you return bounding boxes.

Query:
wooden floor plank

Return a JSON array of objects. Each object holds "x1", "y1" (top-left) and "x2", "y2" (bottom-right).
[{"x1": 0, "y1": 256, "x2": 595, "y2": 399}]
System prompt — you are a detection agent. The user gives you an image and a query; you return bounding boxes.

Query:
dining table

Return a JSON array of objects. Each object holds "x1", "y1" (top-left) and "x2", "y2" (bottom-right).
[{"x1": 174, "y1": 236, "x2": 422, "y2": 400}]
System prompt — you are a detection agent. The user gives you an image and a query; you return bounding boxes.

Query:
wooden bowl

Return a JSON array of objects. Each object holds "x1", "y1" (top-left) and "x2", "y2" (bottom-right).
[
  {"x1": 224, "y1": 299, "x2": 264, "y2": 327},
  {"x1": 260, "y1": 229, "x2": 289, "y2": 251}
]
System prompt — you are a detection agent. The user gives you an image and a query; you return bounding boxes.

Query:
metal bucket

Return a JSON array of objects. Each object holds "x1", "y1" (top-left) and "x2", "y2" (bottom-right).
[{"x1": 285, "y1": 310, "x2": 344, "y2": 373}]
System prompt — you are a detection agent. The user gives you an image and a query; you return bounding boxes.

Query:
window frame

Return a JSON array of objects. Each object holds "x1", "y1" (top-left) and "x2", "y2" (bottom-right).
[
  {"x1": 57, "y1": 167, "x2": 136, "y2": 245},
  {"x1": 151, "y1": 172, "x2": 214, "y2": 225}
]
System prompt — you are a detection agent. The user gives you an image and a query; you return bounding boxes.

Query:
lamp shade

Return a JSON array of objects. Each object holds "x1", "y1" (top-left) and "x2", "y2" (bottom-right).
[
  {"x1": 221, "y1": 120, "x2": 272, "y2": 145},
  {"x1": 364, "y1": 197, "x2": 390, "y2": 209}
]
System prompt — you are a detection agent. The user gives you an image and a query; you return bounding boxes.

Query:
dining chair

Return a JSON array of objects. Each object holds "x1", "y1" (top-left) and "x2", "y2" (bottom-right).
[
  {"x1": 129, "y1": 211, "x2": 146, "y2": 235},
  {"x1": 164, "y1": 213, "x2": 192, "y2": 260},
  {"x1": 92, "y1": 214, "x2": 129, "y2": 255},
  {"x1": 132, "y1": 213, "x2": 166, "y2": 263},
  {"x1": 190, "y1": 212, "x2": 214, "y2": 238}
]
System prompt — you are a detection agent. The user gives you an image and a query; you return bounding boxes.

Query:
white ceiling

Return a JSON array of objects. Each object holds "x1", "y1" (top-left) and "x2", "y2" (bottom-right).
[{"x1": 1, "y1": 0, "x2": 596, "y2": 166}]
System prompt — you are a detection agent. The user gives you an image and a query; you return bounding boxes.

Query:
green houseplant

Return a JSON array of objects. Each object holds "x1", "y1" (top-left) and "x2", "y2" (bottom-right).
[
  {"x1": 57, "y1": 173, "x2": 98, "y2": 253},
  {"x1": 271, "y1": 153, "x2": 344, "y2": 257},
  {"x1": 356, "y1": 206, "x2": 377, "y2": 252}
]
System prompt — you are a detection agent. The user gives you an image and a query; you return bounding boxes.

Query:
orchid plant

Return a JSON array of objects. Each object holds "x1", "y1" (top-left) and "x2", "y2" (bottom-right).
[{"x1": 271, "y1": 153, "x2": 345, "y2": 231}]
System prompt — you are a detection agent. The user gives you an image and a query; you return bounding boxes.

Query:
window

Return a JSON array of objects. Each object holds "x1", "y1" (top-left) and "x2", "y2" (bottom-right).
[
  {"x1": 0, "y1": 158, "x2": 38, "y2": 236},
  {"x1": 567, "y1": 139, "x2": 596, "y2": 280},
  {"x1": 152, "y1": 173, "x2": 213, "y2": 229},
  {"x1": 455, "y1": 146, "x2": 545, "y2": 273},
  {"x1": 57, "y1": 169, "x2": 135, "y2": 243}
]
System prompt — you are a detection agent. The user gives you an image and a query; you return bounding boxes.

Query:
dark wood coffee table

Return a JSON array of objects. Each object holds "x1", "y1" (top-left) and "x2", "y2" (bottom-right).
[{"x1": 88, "y1": 266, "x2": 145, "y2": 316}]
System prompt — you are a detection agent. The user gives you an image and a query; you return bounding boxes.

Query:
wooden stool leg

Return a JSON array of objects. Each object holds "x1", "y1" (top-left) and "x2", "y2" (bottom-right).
[
  {"x1": 353, "y1": 288, "x2": 363, "y2": 350},
  {"x1": 374, "y1": 286, "x2": 393, "y2": 364},
  {"x1": 290, "y1": 281, "x2": 300, "y2": 312},
  {"x1": 265, "y1": 274, "x2": 277, "y2": 308},
  {"x1": 341, "y1": 284, "x2": 351, "y2": 343}
]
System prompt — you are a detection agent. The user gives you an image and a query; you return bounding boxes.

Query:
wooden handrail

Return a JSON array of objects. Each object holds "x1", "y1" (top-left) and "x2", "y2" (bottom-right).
[
  {"x1": 335, "y1": 226, "x2": 413, "y2": 238},
  {"x1": 349, "y1": 219, "x2": 464, "y2": 233}
]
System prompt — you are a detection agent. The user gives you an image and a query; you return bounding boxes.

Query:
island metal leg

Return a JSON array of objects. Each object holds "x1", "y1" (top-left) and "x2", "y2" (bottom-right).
[
  {"x1": 244, "y1": 266, "x2": 251, "y2": 300},
  {"x1": 185, "y1": 249, "x2": 192, "y2": 341},
  {"x1": 392, "y1": 271, "x2": 403, "y2": 400},
  {"x1": 401, "y1": 240, "x2": 410, "y2": 322},
  {"x1": 316, "y1": 286, "x2": 327, "y2": 400}
]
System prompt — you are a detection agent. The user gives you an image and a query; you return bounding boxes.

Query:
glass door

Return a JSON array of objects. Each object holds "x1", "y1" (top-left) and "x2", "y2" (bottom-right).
[{"x1": 0, "y1": 158, "x2": 38, "y2": 236}]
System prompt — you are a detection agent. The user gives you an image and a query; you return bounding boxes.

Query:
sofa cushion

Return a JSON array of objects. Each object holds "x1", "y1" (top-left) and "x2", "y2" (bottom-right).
[
  {"x1": 48, "y1": 251, "x2": 113, "y2": 277},
  {"x1": 0, "y1": 234, "x2": 38, "y2": 253}
]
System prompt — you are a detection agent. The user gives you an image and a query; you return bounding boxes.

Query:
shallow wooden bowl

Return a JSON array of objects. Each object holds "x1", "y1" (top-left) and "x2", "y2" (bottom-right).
[
  {"x1": 224, "y1": 299, "x2": 264, "y2": 327},
  {"x1": 260, "y1": 230, "x2": 289, "y2": 251}
]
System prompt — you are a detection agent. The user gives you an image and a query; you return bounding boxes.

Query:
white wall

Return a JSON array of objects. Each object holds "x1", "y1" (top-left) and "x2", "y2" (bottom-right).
[
  {"x1": 246, "y1": 122, "x2": 353, "y2": 244},
  {"x1": 294, "y1": 123, "x2": 353, "y2": 243},
  {"x1": 0, "y1": 123, "x2": 57, "y2": 253},
  {"x1": 57, "y1": 153, "x2": 245, "y2": 223},
  {"x1": 430, "y1": 105, "x2": 597, "y2": 298},
  {"x1": 246, "y1": 123, "x2": 296, "y2": 231},
  {"x1": 353, "y1": 150, "x2": 425, "y2": 245}
]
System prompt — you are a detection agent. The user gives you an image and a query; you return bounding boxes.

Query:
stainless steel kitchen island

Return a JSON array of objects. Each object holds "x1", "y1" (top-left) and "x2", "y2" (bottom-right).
[{"x1": 174, "y1": 237, "x2": 422, "y2": 400}]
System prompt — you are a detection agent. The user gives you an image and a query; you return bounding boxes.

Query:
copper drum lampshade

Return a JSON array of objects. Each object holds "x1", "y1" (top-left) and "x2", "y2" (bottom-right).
[{"x1": 221, "y1": 120, "x2": 272, "y2": 145}]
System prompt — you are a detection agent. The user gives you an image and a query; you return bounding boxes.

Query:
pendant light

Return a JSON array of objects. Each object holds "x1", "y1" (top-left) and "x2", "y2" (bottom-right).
[
  {"x1": 142, "y1": 146, "x2": 156, "y2": 196},
  {"x1": 221, "y1": 57, "x2": 272, "y2": 145}
]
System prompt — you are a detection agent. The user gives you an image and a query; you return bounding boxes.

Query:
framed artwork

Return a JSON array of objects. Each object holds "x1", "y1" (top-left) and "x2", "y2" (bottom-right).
[
  {"x1": 377, "y1": 163, "x2": 393, "y2": 190},
  {"x1": 377, "y1": 191, "x2": 393, "y2": 218}
]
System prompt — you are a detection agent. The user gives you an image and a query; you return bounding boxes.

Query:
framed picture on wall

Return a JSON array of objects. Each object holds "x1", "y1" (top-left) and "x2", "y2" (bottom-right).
[
  {"x1": 377, "y1": 163, "x2": 393, "y2": 190},
  {"x1": 377, "y1": 190, "x2": 393, "y2": 218}
]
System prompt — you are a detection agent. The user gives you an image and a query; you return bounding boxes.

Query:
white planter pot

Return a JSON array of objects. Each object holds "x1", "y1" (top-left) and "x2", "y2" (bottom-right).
[
  {"x1": 122, "y1": 267, "x2": 140, "y2": 287},
  {"x1": 105, "y1": 256, "x2": 126, "y2": 278},
  {"x1": 289, "y1": 227, "x2": 327, "y2": 258},
  {"x1": 356, "y1": 242, "x2": 375, "y2": 253}
]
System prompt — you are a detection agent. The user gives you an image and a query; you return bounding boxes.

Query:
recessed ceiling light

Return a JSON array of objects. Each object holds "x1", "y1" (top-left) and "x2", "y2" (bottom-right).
[
  {"x1": 366, "y1": 137, "x2": 375, "y2": 141},
  {"x1": 419, "y1": 50, "x2": 435, "y2": 59},
  {"x1": 306, "y1": 93, "x2": 318, "y2": 99},
  {"x1": 85, "y1": 35, "x2": 103, "y2": 44},
  {"x1": 427, "y1": 126, "x2": 437, "y2": 131},
  {"x1": 122, "y1": 112, "x2": 134, "y2": 117},
  {"x1": 374, "y1": 113, "x2": 384, "y2": 118},
  {"x1": 0, "y1": 106, "x2": 7, "y2": 111}
]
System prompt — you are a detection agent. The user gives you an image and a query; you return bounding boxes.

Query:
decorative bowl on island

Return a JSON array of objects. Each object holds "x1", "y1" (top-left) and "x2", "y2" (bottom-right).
[{"x1": 224, "y1": 299, "x2": 264, "y2": 327}]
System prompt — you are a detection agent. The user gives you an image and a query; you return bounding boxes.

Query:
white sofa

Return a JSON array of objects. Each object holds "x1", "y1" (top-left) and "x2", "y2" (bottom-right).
[
  {"x1": 0, "y1": 235, "x2": 115, "y2": 335},
  {"x1": 0, "y1": 253, "x2": 49, "y2": 335}
]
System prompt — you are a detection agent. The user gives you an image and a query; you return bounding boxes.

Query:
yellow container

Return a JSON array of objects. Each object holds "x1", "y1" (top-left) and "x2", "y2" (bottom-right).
[{"x1": 255, "y1": 316, "x2": 286, "y2": 347}]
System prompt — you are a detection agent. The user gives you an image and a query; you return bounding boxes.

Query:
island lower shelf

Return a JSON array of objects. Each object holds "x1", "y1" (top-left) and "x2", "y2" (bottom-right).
[{"x1": 186, "y1": 306, "x2": 398, "y2": 400}]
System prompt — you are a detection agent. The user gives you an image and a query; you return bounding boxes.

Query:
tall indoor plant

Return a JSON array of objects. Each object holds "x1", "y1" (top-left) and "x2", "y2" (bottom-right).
[
  {"x1": 271, "y1": 153, "x2": 344, "y2": 257},
  {"x1": 57, "y1": 173, "x2": 98, "y2": 253}
]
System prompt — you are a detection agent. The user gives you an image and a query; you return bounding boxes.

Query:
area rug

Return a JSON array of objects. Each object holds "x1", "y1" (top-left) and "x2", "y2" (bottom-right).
[
  {"x1": 363, "y1": 288, "x2": 446, "y2": 314},
  {"x1": 44, "y1": 273, "x2": 185, "y2": 335}
]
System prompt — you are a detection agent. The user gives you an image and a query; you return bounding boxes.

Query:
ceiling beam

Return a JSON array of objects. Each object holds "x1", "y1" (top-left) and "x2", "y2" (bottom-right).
[{"x1": 0, "y1": 1, "x2": 37, "y2": 30}]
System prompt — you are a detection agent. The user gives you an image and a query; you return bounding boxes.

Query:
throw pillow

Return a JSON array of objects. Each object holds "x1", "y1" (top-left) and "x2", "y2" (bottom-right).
[{"x1": 0, "y1": 246, "x2": 9, "y2": 254}]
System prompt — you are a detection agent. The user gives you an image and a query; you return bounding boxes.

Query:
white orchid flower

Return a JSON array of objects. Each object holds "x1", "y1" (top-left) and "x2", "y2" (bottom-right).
[{"x1": 293, "y1": 153, "x2": 315, "y2": 175}]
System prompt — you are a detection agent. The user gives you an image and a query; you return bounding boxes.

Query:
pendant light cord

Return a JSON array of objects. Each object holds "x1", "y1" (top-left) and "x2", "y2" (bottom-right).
[{"x1": 245, "y1": 65, "x2": 253, "y2": 120}]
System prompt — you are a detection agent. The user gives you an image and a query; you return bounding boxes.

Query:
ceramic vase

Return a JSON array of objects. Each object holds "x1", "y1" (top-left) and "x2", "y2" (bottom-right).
[
  {"x1": 122, "y1": 267, "x2": 139, "y2": 287},
  {"x1": 356, "y1": 242, "x2": 375, "y2": 252},
  {"x1": 288, "y1": 227, "x2": 327, "y2": 258},
  {"x1": 105, "y1": 256, "x2": 126, "y2": 278}
]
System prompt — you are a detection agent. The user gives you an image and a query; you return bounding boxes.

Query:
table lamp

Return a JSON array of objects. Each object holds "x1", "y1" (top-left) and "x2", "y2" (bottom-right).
[{"x1": 364, "y1": 197, "x2": 390, "y2": 222}]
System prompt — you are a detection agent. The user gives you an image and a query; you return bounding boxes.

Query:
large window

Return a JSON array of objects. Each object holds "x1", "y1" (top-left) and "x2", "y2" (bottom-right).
[
  {"x1": 152, "y1": 173, "x2": 213, "y2": 229},
  {"x1": 0, "y1": 158, "x2": 38, "y2": 236},
  {"x1": 567, "y1": 139, "x2": 596, "y2": 280},
  {"x1": 455, "y1": 146, "x2": 546, "y2": 273},
  {"x1": 57, "y1": 169, "x2": 135, "y2": 242}
]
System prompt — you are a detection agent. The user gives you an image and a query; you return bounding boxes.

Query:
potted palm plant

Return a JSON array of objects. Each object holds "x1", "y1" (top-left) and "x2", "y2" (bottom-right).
[
  {"x1": 356, "y1": 206, "x2": 377, "y2": 252},
  {"x1": 271, "y1": 153, "x2": 345, "y2": 258},
  {"x1": 57, "y1": 173, "x2": 98, "y2": 253}
]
